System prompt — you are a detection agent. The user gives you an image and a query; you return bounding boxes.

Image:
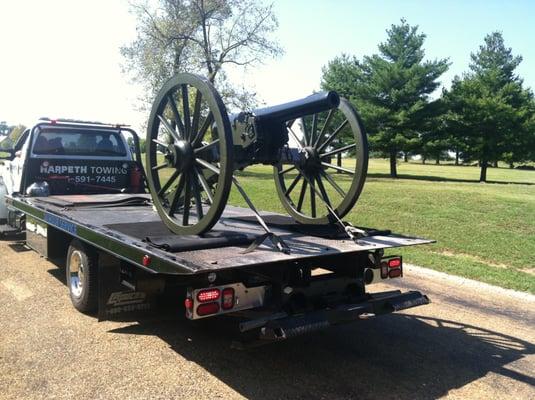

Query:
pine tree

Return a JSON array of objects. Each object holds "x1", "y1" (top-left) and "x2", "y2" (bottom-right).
[
  {"x1": 444, "y1": 32, "x2": 534, "y2": 181},
  {"x1": 322, "y1": 19, "x2": 449, "y2": 177}
]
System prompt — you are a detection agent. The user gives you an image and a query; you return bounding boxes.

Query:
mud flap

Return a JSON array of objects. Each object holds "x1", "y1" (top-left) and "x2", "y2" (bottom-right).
[{"x1": 97, "y1": 252, "x2": 155, "y2": 321}]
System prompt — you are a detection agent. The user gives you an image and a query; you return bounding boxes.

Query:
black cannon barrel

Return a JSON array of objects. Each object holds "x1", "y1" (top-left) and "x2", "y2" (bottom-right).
[{"x1": 253, "y1": 91, "x2": 340, "y2": 123}]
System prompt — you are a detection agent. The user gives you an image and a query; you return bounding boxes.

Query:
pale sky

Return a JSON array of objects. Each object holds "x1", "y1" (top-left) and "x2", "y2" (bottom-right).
[{"x1": 1, "y1": 0, "x2": 534, "y2": 135}]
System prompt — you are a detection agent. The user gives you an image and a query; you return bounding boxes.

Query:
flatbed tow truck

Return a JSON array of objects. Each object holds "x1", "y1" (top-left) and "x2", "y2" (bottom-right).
[{"x1": 2, "y1": 119, "x2": 434, "y2": 347}]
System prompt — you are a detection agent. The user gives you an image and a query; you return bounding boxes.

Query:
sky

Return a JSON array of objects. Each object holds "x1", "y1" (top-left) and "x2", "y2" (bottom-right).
[{"x1": 1, "y1": 0, "x2": 534, "y2": 134}]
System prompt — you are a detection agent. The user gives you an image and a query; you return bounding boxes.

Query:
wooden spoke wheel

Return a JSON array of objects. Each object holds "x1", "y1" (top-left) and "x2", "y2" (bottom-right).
[
  {"x1": 274, "y1": 98, "x2": 368, "y2": 224},
  {"x1": 146, "y1": 73, "x2": 233, "y2": 235}
]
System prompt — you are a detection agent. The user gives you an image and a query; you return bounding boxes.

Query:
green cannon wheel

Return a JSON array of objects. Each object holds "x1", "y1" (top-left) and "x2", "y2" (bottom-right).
[
  {"x1": 274, "y1": 98, "x2": 368, "y2": 224},
  {"x1": 146, "y1": 73, "x2": 234, "y2": 235}
]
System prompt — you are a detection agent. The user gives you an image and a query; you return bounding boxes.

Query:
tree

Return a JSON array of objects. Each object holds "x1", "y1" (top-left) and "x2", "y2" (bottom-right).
[
  {"x1": 121, "y1": 0, "x2": 282, "y2": 109},
  {"x1": 321, "y1": 19, "x2": 449, "y2": 177},
  {"x1": 444, "y1": 32, "x2": 534, "y2": 181}
]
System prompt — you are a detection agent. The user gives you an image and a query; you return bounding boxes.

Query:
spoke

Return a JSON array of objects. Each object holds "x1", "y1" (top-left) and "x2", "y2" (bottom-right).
[
  {"x1": 167, "y1": 94, "x2": 185, "y2": 139},
  {"x1": 301, "y1": 117, "x2": 310, "y2": 146},
  {"x1": 321, "y1": 161, "x2": 355, "y2": 175},
  {"x1": 321, "y1": 143, "x2": 356, "y2": 158},
  {"x1": 194, "y1": 139, "x2": 219, "y2": 154},
  {"x1": 316, "y1": 175, "x2": 332, "y2": 207},
  {"x1": 191, "y1": 89, "x2": 202, "y2": 141},
  {"x1": 297, "y1": 180, "x2": 308, "y2": 212},
  {"x1": 152, "y1": 163, "x2": 168, "y2": 171},
  {"x1": 152, "y1": 138, "x2": 168, "y2": 147},
  {"x1": 191, "y1": 173, "x2": 204, "y2": 219},
  {"x1": 157, "y1": 115, "x2": 180, "y2": 143},
  {"x1": 317, "y1": 119, "x2": 348, "y2": 152},
  {"x1": 157, "y1": 170, "x2": 180, "y2": 196},
  {"x1": 168, "y1": 174, "x2": 185, "y2": 216},
  {"x1": 320, "y1": 170, "x2": 347, "y2": 198},
  {"x1": 196, "y1": 158, "x2": 220, "y2": 175},
  {"x1": 284, "y1": 173, "x2": 302, "y2": 196},
  {"x1": 314, "y1": 108, "x2": 335, "y2": 148},
  {"x1": 182, "y1": 174, "x2": 191, "y2": 225},
  {"x1": 309, "y1": 113, "x2": 318, "y2": 148},
  {"x1": 279, "y1": 165, "x2": 296, "y2": 175},
  {"x1": 192, "y1": 111, "x2": 214, "y2": 147},
  {"x1": 310, "y1": 178, "x2": 316, "y2": 217},
  {"x1": 287, "y1": 126, "x2": 305, "y2": 149},
  {"x1": 195, "y1": 167, "x2": 214, "y2": 204},
  {"x1": 181, "y1": 84, "x2": 191, "y2": 140}
]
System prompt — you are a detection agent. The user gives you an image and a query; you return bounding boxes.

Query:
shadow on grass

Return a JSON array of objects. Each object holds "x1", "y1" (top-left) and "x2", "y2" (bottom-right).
[
  {"x1": 367, "y1": 172, "x2": 535, "y2": 186},
  {"x1": 234, "y1": 170, "x2": 534, "y2": 186},
  {"x1": 109, "y1": 313, "x2": 535, "y2": 400}
]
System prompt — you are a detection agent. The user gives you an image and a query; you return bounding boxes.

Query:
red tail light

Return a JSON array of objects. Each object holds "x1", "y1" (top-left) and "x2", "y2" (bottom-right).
[
  {"x1": 197, "y1": 302, "x2": 220, "y2": 316},
  {"x1": 221, "y1": 288, "x2": 235, "y2": 310},
  {"x1": 142, "y1": 255, "x2": 152, "y2": 266},
  {"x1": 184, "y1": 297, "x2": 193, "y2": 310},
  {"x1": 197, "y1": 288, "x2": 220, "y2": 302},
  {"x1": 130, "y1": 166, "x2": 142, "y2": 193},
  {"x1": 388, "y1": 258, "x2": 401, "y2": 268},
  {"x1": 389, "y1": 268, "x2": 402, "y2": 278}
]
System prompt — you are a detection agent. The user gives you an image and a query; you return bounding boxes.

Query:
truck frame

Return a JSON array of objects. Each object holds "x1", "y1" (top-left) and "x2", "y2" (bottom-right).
[{"x1": 2, "y1": 119, "x2": 434, "y2": 346}]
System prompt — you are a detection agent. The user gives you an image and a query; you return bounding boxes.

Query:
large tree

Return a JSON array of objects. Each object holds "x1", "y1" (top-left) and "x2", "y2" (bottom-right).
[
  {"x1": 444, "y1": 32, "x2": 534, "y2": 181},
  {"x1": 121, "y1": 0, "x2": 282, "y2": 109},
  {"x1": 321, "y1": 19, "x2": 449, "y2": 177}
]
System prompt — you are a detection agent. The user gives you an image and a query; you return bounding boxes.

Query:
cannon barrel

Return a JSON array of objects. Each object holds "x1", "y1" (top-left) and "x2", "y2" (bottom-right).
[{"x1": 253, "y1": 91, "x2": 340, "y2": 124}]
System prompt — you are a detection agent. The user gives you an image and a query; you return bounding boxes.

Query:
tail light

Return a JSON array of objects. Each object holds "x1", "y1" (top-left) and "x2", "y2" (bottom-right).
[
  {"x1": 389, "y1": 268, "x2": 402, "y2": 278},
  {"x1": 380, "y1": 262, "x2": 388, "y2": 279},
  {"x1": 221, "y1": 288, "x2": 235, "y2": 310},
  {"x1": 184, "y1": 297, "x2": 193, "y2": 310},
  {"x1": 197, "y1": 288, "x2": 220, "y2": 302},
  {"x1": 380, "y1": 256, "x2": 402, "y2": 279},
  {"x1": 130, "y1": 166, "x2": 142, "y2": 193},
  {"x1": 197, "y1": 302, "x2": 220, "y2": 316},
  {"x1": 388, "y1": 258, "x2": 401, "y2": 268}
]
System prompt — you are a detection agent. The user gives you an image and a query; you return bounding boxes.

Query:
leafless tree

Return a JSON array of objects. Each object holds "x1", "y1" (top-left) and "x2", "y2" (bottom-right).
[{"x1": 121, "y1": 0, "x2": 282, "y2": 109}]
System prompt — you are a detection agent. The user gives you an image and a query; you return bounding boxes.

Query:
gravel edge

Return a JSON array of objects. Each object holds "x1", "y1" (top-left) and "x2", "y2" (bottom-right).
[{"x1": 405, "y1": 263, "x2": 535, "y2": 303}]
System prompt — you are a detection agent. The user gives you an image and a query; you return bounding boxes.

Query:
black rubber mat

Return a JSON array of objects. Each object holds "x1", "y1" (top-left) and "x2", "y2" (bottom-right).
[
  {"x1": 105, "y1": 221, "x2": 257, "y2": 252},
  {"x1": 230, "y1": 215, "x2": 391, "y2": 238}
]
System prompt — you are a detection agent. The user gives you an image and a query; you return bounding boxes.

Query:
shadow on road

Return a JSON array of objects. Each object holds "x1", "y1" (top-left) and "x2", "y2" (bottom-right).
[{"x1": 109, "y1": 313, "x2": 535, "y2": 399}]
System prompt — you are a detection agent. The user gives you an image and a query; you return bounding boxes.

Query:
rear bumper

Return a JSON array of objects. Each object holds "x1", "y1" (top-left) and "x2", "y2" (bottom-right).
[{"x1": 236, "y1": 290, "x2": 429, "y2": 346}]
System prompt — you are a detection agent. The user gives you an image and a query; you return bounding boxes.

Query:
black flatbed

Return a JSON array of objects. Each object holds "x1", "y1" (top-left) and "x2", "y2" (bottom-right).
[{"x1": 8, "y1": 194, "x2": 434, "y2": 275}]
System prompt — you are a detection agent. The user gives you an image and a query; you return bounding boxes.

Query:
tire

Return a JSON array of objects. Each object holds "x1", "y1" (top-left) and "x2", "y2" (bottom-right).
[{"x1": 66, "y1": 239, "x2": 98, "y2": 313}]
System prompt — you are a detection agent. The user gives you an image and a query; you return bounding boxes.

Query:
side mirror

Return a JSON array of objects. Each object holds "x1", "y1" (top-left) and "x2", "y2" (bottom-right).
[
  {"x1": 0, "y1": 149, "x2": 14, "y2": 160},
  {"x1": 14, "y1": 150, "x2": 21, "y2": 158}
]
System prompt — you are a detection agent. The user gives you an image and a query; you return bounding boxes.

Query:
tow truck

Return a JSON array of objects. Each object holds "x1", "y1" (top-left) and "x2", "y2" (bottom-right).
[{"x1": 1, "y1": 118, "x2": 433, "y2": 346}]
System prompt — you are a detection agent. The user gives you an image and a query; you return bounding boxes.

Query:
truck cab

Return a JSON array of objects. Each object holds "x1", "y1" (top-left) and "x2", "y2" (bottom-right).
[{"x1": 0, "y1": 118, "x2": 145, "y2": 229}]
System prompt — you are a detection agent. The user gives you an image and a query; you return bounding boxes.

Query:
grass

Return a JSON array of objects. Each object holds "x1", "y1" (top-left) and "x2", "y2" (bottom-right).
[{"x1": 150, "y1": 156, "x2": 535, "y2": 294}]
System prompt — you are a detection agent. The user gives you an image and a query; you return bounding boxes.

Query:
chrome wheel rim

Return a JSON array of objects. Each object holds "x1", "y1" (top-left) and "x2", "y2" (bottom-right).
[{"x1": 69, "y1": 250, "x2": 84, "y2": 298}]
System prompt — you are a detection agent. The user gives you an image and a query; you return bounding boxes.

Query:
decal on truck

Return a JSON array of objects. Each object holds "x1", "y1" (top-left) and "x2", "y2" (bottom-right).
[
  {"x1": 27, "y1": 159, "x2": 135, "y2": 195},
  {"x1": 44, "y1": 213, "x2": 77, "y2": 235}
]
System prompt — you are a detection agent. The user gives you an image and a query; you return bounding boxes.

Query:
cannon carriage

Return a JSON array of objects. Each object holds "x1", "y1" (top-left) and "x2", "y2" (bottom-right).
[{"x1": 145, "y1": 73, "x2": 368, "y2": 239}]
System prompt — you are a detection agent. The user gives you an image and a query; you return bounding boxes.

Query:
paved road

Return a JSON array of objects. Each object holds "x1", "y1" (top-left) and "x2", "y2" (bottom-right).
[{"x1": 1, "y1": 237, "x2": 534, "y2": 400}]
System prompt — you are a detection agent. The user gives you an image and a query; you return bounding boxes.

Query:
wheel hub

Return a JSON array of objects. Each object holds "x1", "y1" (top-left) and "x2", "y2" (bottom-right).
[
  {"x1": 300, "y1": 146, "x2": 322, "y2": 174},
  {"x1": 165, "y1": 140, "x2": 194, "y2": 172},
  {"x1": 69, "y1": 251, "x2": 84, "y2": 298}
]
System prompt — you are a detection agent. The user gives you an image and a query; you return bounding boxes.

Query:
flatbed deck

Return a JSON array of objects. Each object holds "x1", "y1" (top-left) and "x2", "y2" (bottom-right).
[{"x1": 8, "y1": 194, "x2": 434, "y2": 275}]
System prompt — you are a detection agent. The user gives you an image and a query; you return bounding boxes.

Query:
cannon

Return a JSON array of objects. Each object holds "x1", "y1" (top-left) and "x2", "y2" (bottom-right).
[{"x1": 145, "y1": 73, "x2": 368, "y2": 236}]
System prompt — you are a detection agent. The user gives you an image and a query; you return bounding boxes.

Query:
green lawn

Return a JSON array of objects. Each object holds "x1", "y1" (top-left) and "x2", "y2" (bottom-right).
[{"x1": 227, "y1": 159, "x2": 535, "y2": 293}]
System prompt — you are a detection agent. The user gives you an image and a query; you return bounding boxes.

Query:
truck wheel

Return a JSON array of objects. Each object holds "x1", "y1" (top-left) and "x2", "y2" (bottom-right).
[{"x1": 66, "y1": 239, "x2": 98, "y2": 313}]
